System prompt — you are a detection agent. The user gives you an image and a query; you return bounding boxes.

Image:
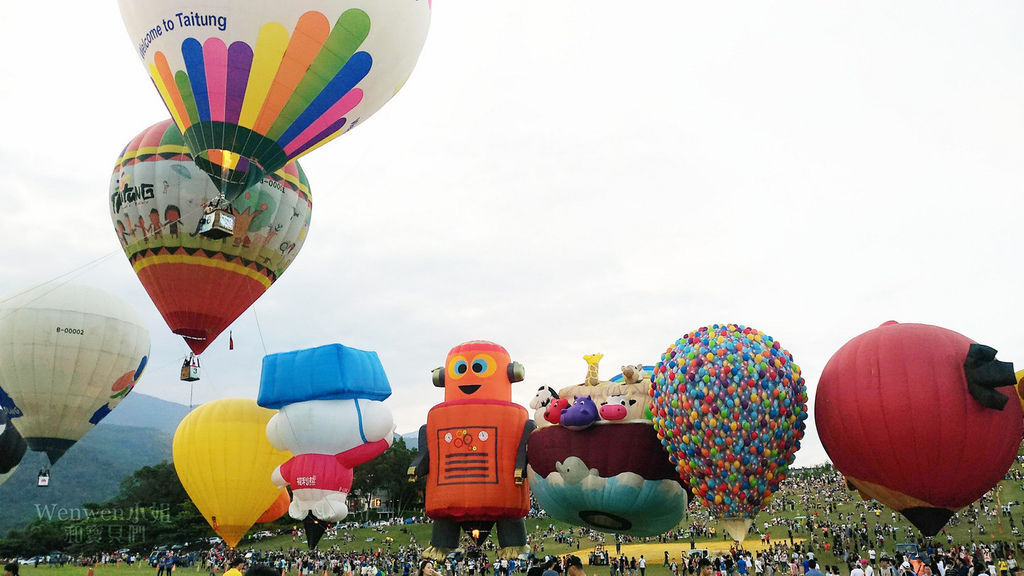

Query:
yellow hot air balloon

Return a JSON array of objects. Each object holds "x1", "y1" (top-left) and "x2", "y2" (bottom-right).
[
  {"x1": 173, "y1": 398, "x2": 290, "y2": 547},
  {"x1": 1015, "y1": 369, "x2": 1024, "y2": 411},
  {"x1": 256, "y1": 489, "x2": 291, "y2": 524}
]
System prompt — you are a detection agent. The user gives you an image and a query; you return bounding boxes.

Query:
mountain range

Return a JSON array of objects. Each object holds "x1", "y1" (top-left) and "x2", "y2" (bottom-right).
[
  {"x1": 0, "y1": 393, "x2": 422, "y2": 538},
  {"x1": 0, "y1": 393, "x2": 188, "y2": 536}
]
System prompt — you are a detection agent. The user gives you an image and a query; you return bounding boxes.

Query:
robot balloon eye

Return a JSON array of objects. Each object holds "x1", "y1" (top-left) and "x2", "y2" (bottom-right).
[
  {"x1": 454, "y1": 360, "x2": 468, "y2": 375},
  {"x1": 472, "y1": 359, "x2": 489, "y2": 374}
]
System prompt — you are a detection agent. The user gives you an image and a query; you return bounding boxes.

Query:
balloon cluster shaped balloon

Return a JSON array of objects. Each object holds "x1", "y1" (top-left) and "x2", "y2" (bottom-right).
[{"x1": 650, "y1": 324, "x2": 807, "y2": 538}]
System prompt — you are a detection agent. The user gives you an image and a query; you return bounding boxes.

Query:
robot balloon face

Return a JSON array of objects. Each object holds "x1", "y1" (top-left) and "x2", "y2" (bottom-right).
[{"x1": 441, "y1": 340, "x2": 521, "y2": 402}]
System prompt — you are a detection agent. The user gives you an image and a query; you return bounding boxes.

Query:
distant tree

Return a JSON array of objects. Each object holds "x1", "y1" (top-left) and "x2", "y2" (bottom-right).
[
  {"x1": 352, "y1": 436, "x2": 425, "y2": 517},
  {"x1": 0, "y1": 520, "x2": 66, "y2": 557},
  {"x1": 0, "y1": 460, "x2": 211, "y2": 556},
  {"x1": 111, "y1": 461, "x2": 188, "y2": 506},
  {"x1": 87, "y1": 460, "x2": 209, "y2": 548}
]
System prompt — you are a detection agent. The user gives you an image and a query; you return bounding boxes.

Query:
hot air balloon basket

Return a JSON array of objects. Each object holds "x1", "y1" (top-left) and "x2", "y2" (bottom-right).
[
  {"x1": 198, "y1": 209, "x2": 235, "y2": 240},
  {"x1": 181, "y1": 356, "x2": 201, "y2": 382}
]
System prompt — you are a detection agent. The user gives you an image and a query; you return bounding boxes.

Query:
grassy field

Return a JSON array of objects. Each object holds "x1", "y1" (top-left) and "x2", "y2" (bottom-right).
[
  {"x1": 296, "y1": 470, "x2": 1020, "y2": 564},
  {"x1": 10, "y1": 468, "x2": 1024, "y2": 576},
  {"x1": 238, "y1": 469, "x2": 1024, "y2": 568}
]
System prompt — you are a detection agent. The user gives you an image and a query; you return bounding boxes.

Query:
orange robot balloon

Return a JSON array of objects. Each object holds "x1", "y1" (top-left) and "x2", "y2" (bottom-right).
[{"x1": 409, "y1": 341, "x2": 534, "y2": 560}]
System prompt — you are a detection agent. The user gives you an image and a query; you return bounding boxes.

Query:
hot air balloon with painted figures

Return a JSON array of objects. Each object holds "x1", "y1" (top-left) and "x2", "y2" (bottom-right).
[
  {"x1": 408, "y1": 341, "x2": 534, "y2": 560},
  {"x1": 815, "y1": 321, "x2": 1023, "y2": 536},
  {"x1": 118, "y1": 0, "x2": 431, "y2": 199},
  {"x1": 527, "y1": 354, "x2": 690, "y2": 536},
  {"x1": 0, "y1": 283, "x2": 150, "y2": 482},
  {"x1": 173, "y1": 398, "x2": 291, "y2": 548},
  {"x1": 110, "y1": 119, "x2": 311, "y2": 367},
  {"x1": 650, "y1": 324, "x2": 808, "y2": 543},
  {"x1": 258, "y1": 343, "x2": 395, "y2": 549}
]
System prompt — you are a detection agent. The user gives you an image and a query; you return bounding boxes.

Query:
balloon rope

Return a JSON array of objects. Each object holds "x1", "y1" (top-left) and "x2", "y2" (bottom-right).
[
  {"x1": 0, "y1": 198, "x2": 213, "y2": 314},
  {"x1": 0, "y1": 252, "x2": 121, "y2": 324},
  {"x1": 252, "y1": 306, "x2": 268, "y2": 356},
  {"x1": 998, "y1": 485, "x2": 1004, "y2": 533}
]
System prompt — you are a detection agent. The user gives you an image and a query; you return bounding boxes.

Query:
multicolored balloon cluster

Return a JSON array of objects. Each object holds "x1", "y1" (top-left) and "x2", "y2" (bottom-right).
[{"x1": 650, "y1": 324, "x2": 808, "y2": 521}]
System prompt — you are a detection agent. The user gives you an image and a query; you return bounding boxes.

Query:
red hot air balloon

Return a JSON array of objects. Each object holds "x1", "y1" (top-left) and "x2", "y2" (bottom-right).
[{"x1": 815, "y1": 321, "x2": 1023, "y2": 536}]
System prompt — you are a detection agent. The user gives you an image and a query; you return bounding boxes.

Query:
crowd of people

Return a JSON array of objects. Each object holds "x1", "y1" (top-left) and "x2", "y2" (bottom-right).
[{"x1": 5, "y1": 462, "x2": 1024, "y2": 576}]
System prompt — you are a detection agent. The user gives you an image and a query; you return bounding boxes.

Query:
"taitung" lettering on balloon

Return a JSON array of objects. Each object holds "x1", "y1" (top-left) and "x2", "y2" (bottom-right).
[{"x1": 175, "y1": 12, "x2": 227, "y2": 32}]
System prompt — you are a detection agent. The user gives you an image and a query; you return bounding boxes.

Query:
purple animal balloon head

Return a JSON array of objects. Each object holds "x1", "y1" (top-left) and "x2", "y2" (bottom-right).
[{"x1": 561, "y1": 396, "x2": 600, "y2": 430}]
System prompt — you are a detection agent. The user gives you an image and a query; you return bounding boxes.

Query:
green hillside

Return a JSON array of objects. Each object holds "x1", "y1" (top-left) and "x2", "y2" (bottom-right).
[
  {"x1": 98, "y1": 393, "x2": 191, "y2": 434},
  {"x1": 0, "y1": 393, "x2": 187, "y2": 535},
  {"x1": 0, "y1": 424, "x2": 174, "y2": 536}
]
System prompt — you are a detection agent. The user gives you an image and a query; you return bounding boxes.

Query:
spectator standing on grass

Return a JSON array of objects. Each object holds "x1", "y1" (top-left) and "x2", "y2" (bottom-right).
[
  {"x1": 541, "y1": 559, "x2": 559, "y2": 576},
  {"x1": 698, "y1": 559, "x2": 714, "y2": 576},
  {"x1": 225, "y1": 558, "x2": 246, "y2": 576},
  {"x1": 526, "y1": 558, "x2": 544, "y2": 576},
  {"x1": 246, "y1": 564, "x2": 280, "y2": 576},
  {"x1": 805, "y1": 560, "x2": 823, "y2": 576},
  {"x1": 418, "y1": 560, "x2": 440, "y2": 576},
  {"x1": 565, "y1": 557, "x2": 586, "y2": 576}
]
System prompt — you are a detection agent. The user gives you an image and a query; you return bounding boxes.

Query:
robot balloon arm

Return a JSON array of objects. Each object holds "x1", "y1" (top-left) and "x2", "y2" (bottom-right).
[
  {"x1": 514, "y1": 420, "x2": 537, "y2": 485},
  {"x1": 408, "y1": 424, "x2": 429, "y2": 481}
]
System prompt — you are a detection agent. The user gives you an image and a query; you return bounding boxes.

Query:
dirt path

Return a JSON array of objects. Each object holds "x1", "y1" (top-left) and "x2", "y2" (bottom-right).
[{"x1": 574, "y1": 538, "x2": 806, "y2": 566}]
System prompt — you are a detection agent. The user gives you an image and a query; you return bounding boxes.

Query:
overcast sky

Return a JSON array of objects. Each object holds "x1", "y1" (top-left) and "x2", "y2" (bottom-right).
[{"x1": 1, "y1": 2, "x2": 1022, "y2": 468}]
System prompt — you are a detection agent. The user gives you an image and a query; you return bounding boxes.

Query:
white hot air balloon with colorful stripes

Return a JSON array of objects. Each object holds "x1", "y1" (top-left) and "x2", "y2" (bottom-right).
[{"x1": 118, "y1": 0, "x2": 431, "y2": 198}]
